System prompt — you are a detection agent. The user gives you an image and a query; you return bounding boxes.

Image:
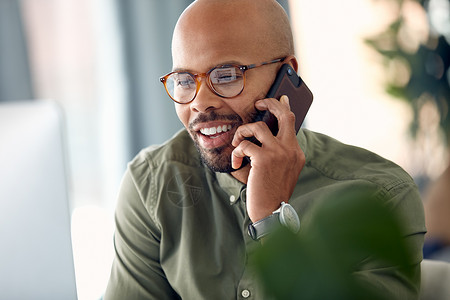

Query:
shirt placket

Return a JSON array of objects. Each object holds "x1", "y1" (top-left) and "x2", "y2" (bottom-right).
[{"x1": 235, "y1": 186, "x2": 269, "y2": 299}]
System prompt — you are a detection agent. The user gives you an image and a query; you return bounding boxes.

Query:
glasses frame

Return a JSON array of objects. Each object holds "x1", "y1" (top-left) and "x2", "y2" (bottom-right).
[{"x1": 159, "y1": 57, "x2": 287, "y2": 104}]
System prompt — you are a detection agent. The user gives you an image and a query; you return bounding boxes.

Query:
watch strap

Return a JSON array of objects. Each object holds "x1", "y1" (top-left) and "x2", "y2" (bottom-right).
[{"x1": 247, "y1": 212, "x2": 281, "y2": 240}]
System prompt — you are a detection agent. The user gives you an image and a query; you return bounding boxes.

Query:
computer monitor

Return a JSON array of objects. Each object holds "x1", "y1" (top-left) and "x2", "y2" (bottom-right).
[{"x1": 0, "y1": 100, "x2": 78, "y2": 299}]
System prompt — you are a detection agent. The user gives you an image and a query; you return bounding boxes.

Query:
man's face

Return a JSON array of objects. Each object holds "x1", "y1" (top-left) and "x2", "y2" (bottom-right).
[{"x1": 172, "y1": 6, "x2": 279, "y2": 172}]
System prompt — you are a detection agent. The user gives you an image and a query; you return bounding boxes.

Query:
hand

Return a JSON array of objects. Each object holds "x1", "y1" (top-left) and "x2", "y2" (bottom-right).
[{"x1": 231, "y1": 95, "x2": 305, "y2": 222}]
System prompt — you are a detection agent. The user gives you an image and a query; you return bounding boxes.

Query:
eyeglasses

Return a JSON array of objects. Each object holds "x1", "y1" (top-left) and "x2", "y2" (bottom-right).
[{"x1": 159, "y1": 57, "x2": 286, "y2": 104}]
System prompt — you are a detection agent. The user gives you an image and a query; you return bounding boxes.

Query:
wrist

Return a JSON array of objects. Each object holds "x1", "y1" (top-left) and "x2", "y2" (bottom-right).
[
  {"x1": 247, "y1": 202, "x2": 300, "y2": 241},
  {"x1": 249, "y1": 208, "x2": 278, "y2": 224}
]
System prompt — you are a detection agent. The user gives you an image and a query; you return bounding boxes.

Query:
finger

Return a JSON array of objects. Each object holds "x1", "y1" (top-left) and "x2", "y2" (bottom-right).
[
  {"x1": 255, "y1": 95, "x2": 290, "y2": 112},
  {"x1": 255, "y1": 96, "x2": 296, "y2": 138},
  {"x1": 231, "y1": 121, "x2": 276, "y2": 148},
  {"x1": 231, "y1": 139, "x2": 260, "y2": 169},
  {"x1": 280, "y1": 95, "x2": 290, "y2": 109}
]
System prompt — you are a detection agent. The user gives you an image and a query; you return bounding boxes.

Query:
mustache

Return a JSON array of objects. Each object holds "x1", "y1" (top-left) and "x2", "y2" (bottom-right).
[{"x1": 189, "y1": 111, "x2": 242, "y2": 130}]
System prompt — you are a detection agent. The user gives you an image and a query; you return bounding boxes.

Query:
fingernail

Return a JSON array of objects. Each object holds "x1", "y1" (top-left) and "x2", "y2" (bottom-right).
[
  {"x1": 281, "y1": 95, "x2": 289, "y2": 105},
  {"x1": 255, "y1": 100, "x2": 267, "y2": 109}
]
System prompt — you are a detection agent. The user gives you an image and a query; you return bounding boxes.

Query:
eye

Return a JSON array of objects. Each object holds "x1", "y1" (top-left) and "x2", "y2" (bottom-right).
[
  {"x1": 210, "y1": 67, "x2": 242, "y2": 85},
  {"x1": 173, "y1": 73, "x2": 195, "y2": 89}
]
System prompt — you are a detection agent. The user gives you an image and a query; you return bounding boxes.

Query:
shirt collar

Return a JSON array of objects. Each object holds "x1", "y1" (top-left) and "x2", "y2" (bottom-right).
[
  {"x1": 297, "y1": 128, "x2": 308, "y2": 161},
  {"x1": 213, "y1": 129, "x2": 308, "y2": 205}
]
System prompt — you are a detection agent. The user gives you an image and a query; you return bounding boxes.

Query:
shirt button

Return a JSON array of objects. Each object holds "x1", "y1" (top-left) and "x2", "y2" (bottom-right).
[
  {"x1": 241, "y1": 289, "x2": 250, "y2": 298},
  {"x1": 230, "y1": 195, "x2": 236, "y2": 204}
]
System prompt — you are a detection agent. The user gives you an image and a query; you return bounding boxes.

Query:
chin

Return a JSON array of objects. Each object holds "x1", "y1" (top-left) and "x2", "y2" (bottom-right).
[
  {"x1": 199, "y1": 146, "x2": 235, "y2": 173},
  {"x1": 198, "y1": 145, "x2": 250, "y2": 173}
]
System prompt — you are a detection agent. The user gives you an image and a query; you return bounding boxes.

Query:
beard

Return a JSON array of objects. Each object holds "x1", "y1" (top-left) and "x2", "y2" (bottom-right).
[
  {"x1": 199, "y1": 144, "x2": 236, "y2": 173},
  {"x1": 189, "y1": 110, "x2": 259, "y2": 173}
]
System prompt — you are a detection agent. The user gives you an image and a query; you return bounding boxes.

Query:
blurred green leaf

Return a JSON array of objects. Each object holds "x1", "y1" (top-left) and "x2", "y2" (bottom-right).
[
  {"x1": 250, "y1": 187, "x2": 415, "y2": 300},
  {"x1": 365, "y1": 0, "x2": 450, "y2": 143}
]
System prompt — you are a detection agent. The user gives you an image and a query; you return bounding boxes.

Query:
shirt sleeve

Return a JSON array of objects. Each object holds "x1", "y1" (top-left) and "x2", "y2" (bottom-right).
[
  {"x1": 104, "y1": 169, "x2": 180, "y2": 300},
  {"x1": 353, "y1": 181, "x2": 426, "y2": 300}
]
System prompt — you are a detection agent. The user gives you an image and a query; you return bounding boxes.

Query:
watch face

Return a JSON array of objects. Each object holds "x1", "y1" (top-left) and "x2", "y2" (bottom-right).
[{"x1": 280, "y1": 204, "x2": 300, "y2": 232}]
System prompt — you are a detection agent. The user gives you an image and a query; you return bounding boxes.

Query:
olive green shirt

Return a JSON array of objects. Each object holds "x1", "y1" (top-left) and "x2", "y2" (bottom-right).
[{"x1": 105, "y1": 129, "x2": 426, "y2": 300}]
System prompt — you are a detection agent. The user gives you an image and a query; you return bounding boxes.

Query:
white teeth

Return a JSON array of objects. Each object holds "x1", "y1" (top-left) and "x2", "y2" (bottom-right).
[{"x1": 200, "y1": 125, "x2": 232, "y2": 136}]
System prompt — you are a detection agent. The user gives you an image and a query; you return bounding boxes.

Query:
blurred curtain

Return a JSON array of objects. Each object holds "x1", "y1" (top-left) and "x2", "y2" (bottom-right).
[
  {"x1": 115, "y1": 0, "x2": 192, "y2": 157},
  {"x1": 278, "y1": 0, "x2": 290, "y2": 15},
  {"x1": 116, "y1": 0, "x2": 290, "y2": 157},
  {"x1": 0, "y1": 0, "x2": 34, "y2": 102}
]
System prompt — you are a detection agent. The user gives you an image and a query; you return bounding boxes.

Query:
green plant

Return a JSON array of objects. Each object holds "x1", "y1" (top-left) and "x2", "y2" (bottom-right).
[
  {"x1": 250, "y1": 188, "x2": 416, "y2": 299},
  {"x1": 365, "y1": 0, "x2": 450, "y2": 144}
]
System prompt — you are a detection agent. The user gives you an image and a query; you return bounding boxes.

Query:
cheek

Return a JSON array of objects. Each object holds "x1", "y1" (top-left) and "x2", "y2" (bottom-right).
[
  {"x1": 245, "y1": 68, "x2": 276, "y2": 100},
  {"x1": 175, "y1": 104, "x2": 190, "y2": 128},
  {"x1": 233, "y1": 89, "x2": 268, "y2": 122},
  {"x1": 240, "y1": 104, "x2": 259, "y2": 123}
]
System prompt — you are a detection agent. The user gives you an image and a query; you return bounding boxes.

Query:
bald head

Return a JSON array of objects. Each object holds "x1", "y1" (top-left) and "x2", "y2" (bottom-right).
[{"x1": 172, "y1": 0, "x2": 295, "y2": 70}]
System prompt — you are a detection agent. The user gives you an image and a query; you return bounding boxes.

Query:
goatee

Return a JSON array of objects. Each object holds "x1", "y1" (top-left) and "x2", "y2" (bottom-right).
[{"x1": 189, "y1": 110, "x2": 259, "y2": 173}]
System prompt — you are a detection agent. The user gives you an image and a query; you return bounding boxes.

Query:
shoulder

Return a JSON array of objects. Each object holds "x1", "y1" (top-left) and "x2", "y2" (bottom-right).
[
  {"x1": 130, "y1": 129, "x2": 201, "y2": 172},
  {"x1": 297, "y1": 129, "x2": 425, "y2": 236},
  {"x1": 299, "y1": 129, "x2": 415, "y2": 190},
  {"x1": 117, "y1": 129, "x2": 208, "y2": 226},
  {"x1": 123, "y1": 129, "x2": 205, "y2": 206}
]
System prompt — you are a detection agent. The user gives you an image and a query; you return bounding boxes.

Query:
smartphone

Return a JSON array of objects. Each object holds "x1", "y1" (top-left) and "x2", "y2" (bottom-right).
[
  {"x1": 249, "y1": 64, "x2": 313, "y2": 142},
  {"x1": 239, "y1": 64, "x2": 313, "y2": 167}
]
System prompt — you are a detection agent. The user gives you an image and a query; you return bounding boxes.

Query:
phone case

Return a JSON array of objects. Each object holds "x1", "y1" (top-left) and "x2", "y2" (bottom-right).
[{"x1": 259, "y1": 63, "x2": 313, "y2": 135}]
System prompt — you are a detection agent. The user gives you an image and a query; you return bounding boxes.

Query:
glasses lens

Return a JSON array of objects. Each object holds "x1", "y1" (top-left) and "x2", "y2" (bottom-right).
[
  {"x1": 166, "y1": 72, "x2": 196, "y2": 103},
  {"x1": 209, "y1": 66, "x2": 244, "y2": 97}
]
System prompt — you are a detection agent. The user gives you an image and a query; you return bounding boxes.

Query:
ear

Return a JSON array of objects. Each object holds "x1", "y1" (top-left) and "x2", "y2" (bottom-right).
[{"x1": 284, "y1": 55, "x2": 298, "y2": 73}]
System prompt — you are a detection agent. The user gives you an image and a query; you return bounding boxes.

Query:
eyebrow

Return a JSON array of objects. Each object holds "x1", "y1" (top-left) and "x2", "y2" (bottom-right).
[{"x1": 172, "y1": 60, "x2": 244, "y2": 73}]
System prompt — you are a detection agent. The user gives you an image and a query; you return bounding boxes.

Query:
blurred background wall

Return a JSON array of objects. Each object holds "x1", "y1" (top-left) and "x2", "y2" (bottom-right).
[
  {"x1": 0, "y1": 0, "x2": 33, "y2": 101},
  {"x1": 1, "y1": 0, "x2": 448, "y2": 299}
]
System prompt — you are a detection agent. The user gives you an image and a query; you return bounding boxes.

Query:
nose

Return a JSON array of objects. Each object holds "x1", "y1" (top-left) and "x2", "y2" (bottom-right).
[{"x1": 190, "y1": 77, "x2": 223, "y2": 113}]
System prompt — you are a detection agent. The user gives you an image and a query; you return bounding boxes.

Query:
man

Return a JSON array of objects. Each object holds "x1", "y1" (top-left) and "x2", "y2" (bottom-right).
[{"x1": 105, "y1": 0, "x2": 426, "y2": 299}]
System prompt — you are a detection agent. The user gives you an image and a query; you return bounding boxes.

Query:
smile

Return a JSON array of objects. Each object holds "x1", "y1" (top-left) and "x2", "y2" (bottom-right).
[
  {"x1": 194, "y1": 123, "x2": 235, "y2": 149},
  {"x1": 199, "y1": 124, "x2": 232, "y2": 137}
]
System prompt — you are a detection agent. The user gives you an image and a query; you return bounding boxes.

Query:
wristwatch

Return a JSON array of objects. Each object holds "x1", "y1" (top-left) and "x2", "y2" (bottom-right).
[{"x1": 247, "y1": 202, "x2": 300, "y2": 241}]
